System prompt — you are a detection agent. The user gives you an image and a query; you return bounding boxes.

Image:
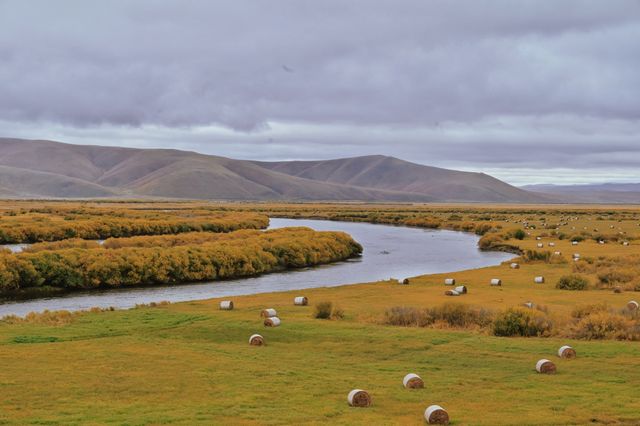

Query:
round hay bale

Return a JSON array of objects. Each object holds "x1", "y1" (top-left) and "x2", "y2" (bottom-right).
[
  {"x1": 424, "y1": 405, "x2": 449, "y2": 424},
  {"x1": 558, "y1": 345, "x2": 576, "y2": 359},
  {"x1": 454, "y1": 285, "x2": 467, "y2": 294},
  {"x1": 573, "y1": 253, "x2": 580, "y2": 259},
  {"x1": 294, "y1": 296, "x2": 308, "y2": 306},
  {"x1": 534, "y1": 276, "x2": 545, "y2": 284},
  {"x1": 444, "y1": 278, "x2": 456, "y2": 285},
  {"x1": 536, "y1": 359, "x2": 556, "y2": 374},
  {"x1": 537, "y1": 243, "x2": 543, "y2": 248},
  {"x1": 553, "y1": 251, "x2": 562, "y2": 256},
  {"x1": 623, "y1": 241, "x2": 629, "y2": 246},
  {"x1": 403, "y1": 373, "x2": 424, "y2": 389},
  {"x1": 219, "y1": 300, "x2": 234, "y2": 310},
  {"x1": 572, "y1": 241, "x2": 578, "y2": 245},
  {"x1": 490, "y1": 278, "x2": 502, "y2": 286},
  {"x1": 523, "y1": 301, "x2": 534, "y2": 309},
  {"x1": 510, "y1": 263, "x2": 520, "y2": 269},
  {"x1": 627, "y1": 300, "x2": 639, "y2": 311},
  {"x1": 261, "y1": 308, "x2": 277, "y2": 318},
  {"x1": 400, "y1": 278, "x2": 410, "y2": 285},
  {"x1": 249, "y1": 334, "x2": 265, "y2": 346},
  {"x1": 536, "y1": 236, "x2": 542, "y2": 240},
  {"x1": 264, "y1": 316, "x2": 281, "y2": 327},
  {"x1": 548, "y1": 242, "x2": 556, "y2": 247},
  {"x1": 613, "y1": 286, "x2": 622, "y2": 294},
  {"x1": 445, "y1": 289, "x2": 460, "y2": 296},
  {"x1": 347, "y1": 389, "x2": 371, "y2": 407}
]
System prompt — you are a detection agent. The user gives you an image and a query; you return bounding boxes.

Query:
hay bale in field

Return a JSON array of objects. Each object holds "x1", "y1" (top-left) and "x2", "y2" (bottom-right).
[
  {"x1": 536, "y1": 359, "x2": 556, "y2": 374},
  {"x1": 347, "y1": 389, "x2": 371, "y2": 407},
  {"x1": 399, "y1": 278, "x2": 410, "y2": 285},
  {"x1": 444, "y1": 278, "x2": 456, "y2": 285},
  {"x1": 572, "y1": 241, "x2": 578, "y2": 245},
  {"x1": 403, "y1": 373, "x2": 424, "y2": 389},
  {"x1": 454, "y1": 285, "x2": 467, "y2": 294},
  {"x1": 445, "y1": 289, "x2": 460, "y2": 296},
  {"x1": 424, "y1": 405, "x2": 449, "y2": 424},
  {"x1": 613, "y1": 286, "x2": 622, "y2": 294},
  {"x1": 627, "y1": 300, "x2": 639, "y2": 311},
  {"x1": 510, "y1": 263, "x2": 520, "y2": 269},
  {"x1": 553, "y1": 251, "x2": 562, "y2": 256},
  {"x1": 599, "y1": 240, "x2": 605, "y2": 245},
  {"x1": 264, "y1": 316, "x2": 281, "y2": 327},
  {"x1": 573, "y1": 253, "x2": 580, "y2": 259},
  {"x1": 294, "y1": 296, "x2": 308, "y2": 306},
  {"x1": 523, "y1": 301, "x2": 534, "y2": 309},
  {"x1": 623, "y1": 241, "x2": 629, "y2": 246},
  {"x1": 261, "y1": 308, "x2": 277, "y2": 318},
  {"x1": 249, "y1": 334, "x2": 265, "y2": 346},
  {"x1": 219, "y1": 300, "x2": 234, "y2": 310},
  {"x1": 534, "y1": 276, "x2": 545, "y2": 284},
  {"x1": 548, "y1": 242, "x2": 555, "y2": 247},
  {"x1": 558, "y1": 345, "x2": 576, "y2": 359},
  {"x1": 490, "y1": 278, "x2": 502, "y2": 286},
  {"x1": 537, "y1": 243, "x2": 544, "y2": 248},
  {"x1": 536, "y1": 236, "x2": 542, "y2": 240}
]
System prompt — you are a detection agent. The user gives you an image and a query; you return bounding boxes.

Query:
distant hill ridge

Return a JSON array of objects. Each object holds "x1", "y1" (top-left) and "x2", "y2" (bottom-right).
[{"x1": 0, "y1": 137, "x2": 550, "y2": 202}]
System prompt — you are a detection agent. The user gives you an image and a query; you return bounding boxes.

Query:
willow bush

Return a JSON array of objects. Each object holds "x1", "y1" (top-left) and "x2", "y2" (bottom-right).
[{"x1": 0, "y1": 227, "x2": 362, "y2": 294}]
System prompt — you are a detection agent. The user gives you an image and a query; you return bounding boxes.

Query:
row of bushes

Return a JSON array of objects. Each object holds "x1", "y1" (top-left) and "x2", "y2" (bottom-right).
[
  {"x1": 384, "y1": 303, "x2": 639, "y2": 340},
  {"x1": 0, "y1": 227, "x2": 362, "y2": 294},
  {"x1": 0, "y1": 210, "x2": 269, "y2": 243}
]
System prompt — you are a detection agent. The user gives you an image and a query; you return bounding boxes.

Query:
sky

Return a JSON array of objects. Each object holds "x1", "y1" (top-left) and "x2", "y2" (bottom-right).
[{"x1": 1, "y1": 0, "x2": 639, "y2": 185}]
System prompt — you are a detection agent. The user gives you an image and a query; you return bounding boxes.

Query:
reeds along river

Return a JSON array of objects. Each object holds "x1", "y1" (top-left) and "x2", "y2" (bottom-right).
[{"x1": 0, "y1": 218, "x2": 513, "y2": 316}]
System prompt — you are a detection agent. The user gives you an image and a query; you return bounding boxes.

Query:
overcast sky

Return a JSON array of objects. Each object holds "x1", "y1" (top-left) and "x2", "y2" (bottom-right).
[{"x1": 1, "y1": 0, "x2": 639, "y2": 185}]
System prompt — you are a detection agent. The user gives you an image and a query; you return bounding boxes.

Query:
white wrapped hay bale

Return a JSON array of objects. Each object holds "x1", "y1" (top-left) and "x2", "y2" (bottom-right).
[
  {"x1": 536, "y1": 236, "x2": 542, "y2": 240},
  {"x1": 454, "y1": 285, "x2": 467, "y2": 294},
  {"x1": 623, "y1": 241, "x2": 629, "y2": 246},
  {"x1": 445, "y1": 290, "x2": 460, "y2": 296},
  {"x1": 264, "y1": 316, "x2": 281, "y2": 327},
  {"x1": 219, "y1": 300, "x2": 234, "y2": 310},
  {"x1": 627, "y1": 300, "x2": 639, "y2": 311},
  {"x1": 572, "y1": 241, "x2": 578, "y2": 245},
  {"x1": 510, "y1": 263, "x2": 520, "y2": 269},
  {"x1": 403, "y1": 373, "x2": 424, "y2": 389},
  {"x1": 548, "y1": 242, "x2": 556, "y2": 247},
  {"x1": 347, "y1": 389, "x2": 371, "y2": 407},
  {"x1": 424, "y1": 405, "x2": 449, "y2": 424},
  {"x1": 249, "y1": 334, "x2": 265, "y2": 346},
  {"x1": 553, "y1": 251, "x2": 562, "y2": 256},
  {"x1": 534, "y1": 276, "x2": 545, "y2": 284},
  {"x1": 444, "y1": 278, "x2": 456, "y2": 285},
  {"x1": 294, "y1": 296, "x2": 308, "y2": 306},
  {"x1": 537, "y1": 243, "x2": 544, "y2": 248},
  {"x1": 261, "y1": 308, "x2": 277, "y2": 318},
  {"x1": 490, "y1": 278, "x2": 502, "y2": 286},
  {"x1": 399, "y1": 278, "x2": 410, "y2": 285},
  {"x1": 558, "y1": 345, "x2": 576, "y2": 359},
  {"x1": 536, "y1": 359, "x2": 556, "y2": 374},
  {"x1": 573, "y1": 253, "x2": 580, "y2": 259},
  {"x1": 598, "y1": 240, "x2": 605, "y2": 245},
  {"x1": 523, "y1": 301, "x2": 534, "y2": 309}
]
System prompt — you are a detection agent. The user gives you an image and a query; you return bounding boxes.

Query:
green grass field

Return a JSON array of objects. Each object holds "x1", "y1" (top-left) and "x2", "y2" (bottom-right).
[
  {"x1": 1, "y1": 202, "x2": 639, "y2": 425},
  {"x1": 0, "y1": 281, "x2": 638, "y2": 425}
]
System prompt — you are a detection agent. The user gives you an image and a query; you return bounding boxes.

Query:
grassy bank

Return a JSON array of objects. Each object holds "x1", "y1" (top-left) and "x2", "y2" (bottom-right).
[{"x1": 0, "y1": 283, "x2": 638, "y2": 425}]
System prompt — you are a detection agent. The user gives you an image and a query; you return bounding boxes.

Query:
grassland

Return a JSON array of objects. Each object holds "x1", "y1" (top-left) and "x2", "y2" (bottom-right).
[{"x1": 0, "y1": 201, "x2": 639, "y2": 424}]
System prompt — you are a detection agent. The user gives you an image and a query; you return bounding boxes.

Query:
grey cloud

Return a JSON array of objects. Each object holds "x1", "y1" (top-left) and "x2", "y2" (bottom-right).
[{"x1": 1, "y1": 1, "x2": 640, "y2": 184}]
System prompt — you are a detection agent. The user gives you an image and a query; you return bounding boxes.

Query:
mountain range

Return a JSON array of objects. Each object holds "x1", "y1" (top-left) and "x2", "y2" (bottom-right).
[{"x1": 0, "y1": 138, "x2": 633, "y2": 204}]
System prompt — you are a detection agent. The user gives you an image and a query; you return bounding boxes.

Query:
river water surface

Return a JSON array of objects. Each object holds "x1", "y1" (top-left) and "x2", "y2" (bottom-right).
[{"x1": 0, "y1": 218, "x2": 513, "y2": 316}]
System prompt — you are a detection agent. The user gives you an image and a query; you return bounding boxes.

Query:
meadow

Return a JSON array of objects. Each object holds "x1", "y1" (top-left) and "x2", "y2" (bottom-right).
[{"x1": 0, "y1": 201, "x2": 639, "y2": 424}]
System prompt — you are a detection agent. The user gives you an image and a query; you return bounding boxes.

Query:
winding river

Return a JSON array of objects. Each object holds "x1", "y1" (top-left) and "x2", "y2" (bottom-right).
[{"x1": 0, "y1": 218, "x2": 513, "y2": 316}]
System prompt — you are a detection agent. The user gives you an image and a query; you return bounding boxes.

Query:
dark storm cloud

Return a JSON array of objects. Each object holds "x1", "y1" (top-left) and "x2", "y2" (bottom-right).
[{"x1": 1, "y1": 0, "x2": 639, "y2": 183}]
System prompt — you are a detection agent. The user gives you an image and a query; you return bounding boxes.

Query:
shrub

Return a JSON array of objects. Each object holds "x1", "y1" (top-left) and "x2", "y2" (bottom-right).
[
  {"x1": 384, "y1": 304, "x2": 493, "y2": 329},
  {"x1": 556, "y1": 274, "x2": 589, "y2": 290},
  {"x1": 314, "y1": 301, "x2": 344, "y2": 320},
  {"x1": 314, "y1": 301, "x2": 333, "y2": 319},
  {"x1": 493, "y1": 307, "x2": 553, "y2": 337},
  {"x1": 569, "y1": 312, "x2": 639, "y2": 340},
  {"x1": 513, "y1": 229, "x2": 526, "y2": 240},
  {"x1": 523, "y1": 250, "x2": 551, "y2": 263}
]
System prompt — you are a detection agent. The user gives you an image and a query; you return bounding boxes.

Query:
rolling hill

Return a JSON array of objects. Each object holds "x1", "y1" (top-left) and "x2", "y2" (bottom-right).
[{"x1": 0, "y1": 137, "x2": 551, "y2": 202}]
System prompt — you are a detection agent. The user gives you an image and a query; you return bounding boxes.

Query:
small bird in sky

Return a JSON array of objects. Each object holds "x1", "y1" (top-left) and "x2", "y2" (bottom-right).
[{"x1": 282, "y1": 65, "x2": 294, "y2": 73}]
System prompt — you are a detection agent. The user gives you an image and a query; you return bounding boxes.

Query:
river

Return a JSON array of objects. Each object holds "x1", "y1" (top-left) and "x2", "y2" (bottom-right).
[{"x1": 0, "y1": 218, "x2": 513, "y2": 316}]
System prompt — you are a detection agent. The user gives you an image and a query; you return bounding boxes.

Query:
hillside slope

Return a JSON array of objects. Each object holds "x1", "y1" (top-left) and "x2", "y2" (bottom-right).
[{"x1": 0, "y1": 137, "x2": 551, "y2": 202}]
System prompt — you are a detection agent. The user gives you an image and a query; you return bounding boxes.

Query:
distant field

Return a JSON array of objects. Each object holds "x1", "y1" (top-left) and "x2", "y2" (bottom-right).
[{"x1": 0, "y1": 201, "x2": 639, "y2": 424}]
